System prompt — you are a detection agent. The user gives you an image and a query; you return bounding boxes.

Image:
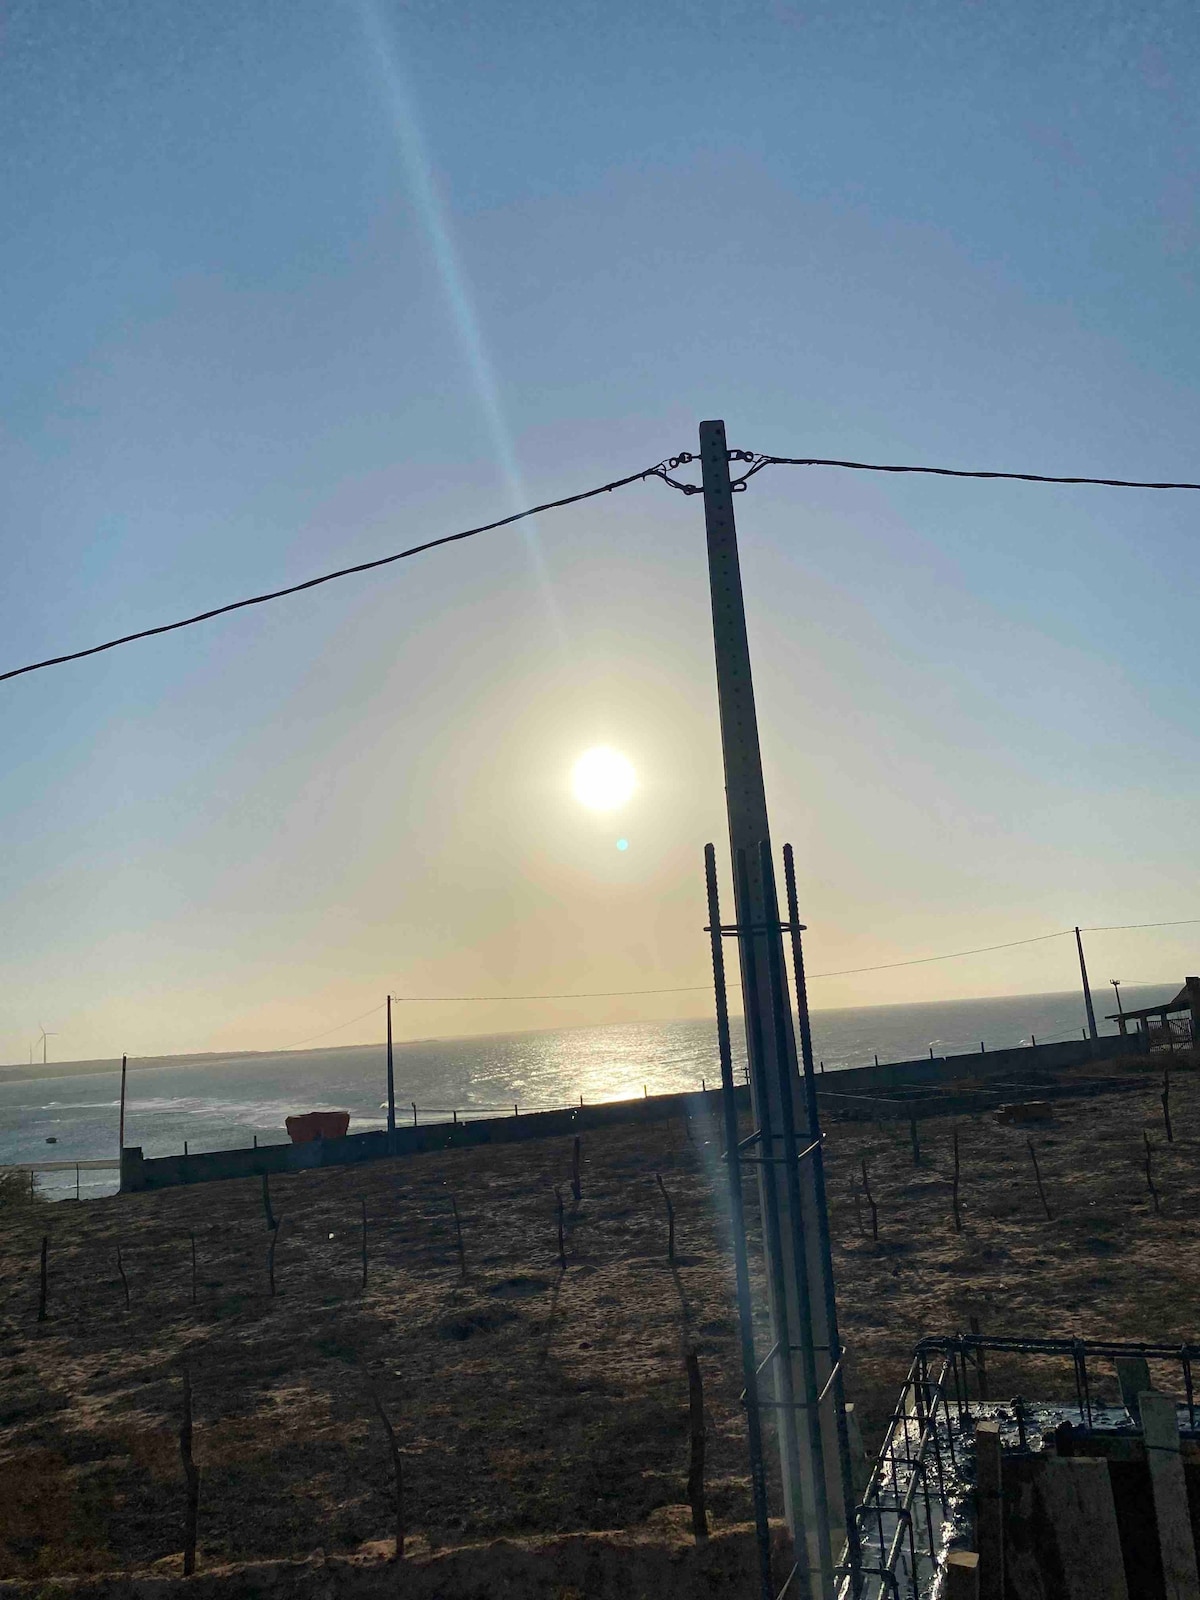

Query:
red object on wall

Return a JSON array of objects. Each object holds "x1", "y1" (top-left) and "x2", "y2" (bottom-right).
[{"x1": 285, "y1": 1111, "x2": 350, "y2": 1144}]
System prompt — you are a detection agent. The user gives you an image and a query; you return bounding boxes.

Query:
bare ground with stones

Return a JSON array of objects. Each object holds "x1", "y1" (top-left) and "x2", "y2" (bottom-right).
[{"x1": 1, "y1": 1051, "x2": 1198, "y2": 1581}]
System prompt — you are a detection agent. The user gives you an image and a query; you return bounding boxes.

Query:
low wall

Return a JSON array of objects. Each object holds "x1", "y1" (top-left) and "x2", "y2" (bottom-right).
[
  {"x1": 119, "y1": 1031, "x2": 1148, "y2": 1193},
  {"x1": 120, "y1": 1085, "x2": 741, "y2": 1192},
  {"x1": 813, "y1": 1030, "x2": 1146, "y2": 1099}
]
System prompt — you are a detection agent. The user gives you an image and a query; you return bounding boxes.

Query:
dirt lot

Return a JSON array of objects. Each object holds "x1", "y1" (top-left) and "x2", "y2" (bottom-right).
[{"x1": 1, "y1": 1052, "x2": 1198, "y2": 1581}]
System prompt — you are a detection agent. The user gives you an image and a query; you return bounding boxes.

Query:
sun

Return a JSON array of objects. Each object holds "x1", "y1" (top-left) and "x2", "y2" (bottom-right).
[{"x1": 571, "y1": 746, "x2": 636, "y2": 811}]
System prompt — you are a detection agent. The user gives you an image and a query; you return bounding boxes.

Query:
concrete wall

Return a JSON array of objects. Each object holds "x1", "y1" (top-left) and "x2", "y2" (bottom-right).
[
  {"x1": 813, "y1": 1030, "x2": 1146, "y2": 1101},
  {"x1": 120, "y1": 1086, "x2": 738, "y2": 1192},
  {"x1": 119, "y1": 1031, "x2": 1148, "y2": 1193}
]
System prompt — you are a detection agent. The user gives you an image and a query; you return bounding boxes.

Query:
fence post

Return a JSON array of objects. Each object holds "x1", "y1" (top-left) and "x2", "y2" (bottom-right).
[
  {"x1": 1027, "y1": 1140, "x2": 1052, "y2": 1221},
  {"x1": 951, "y1": 1130, "x2": 963, "y2": 1232},
  {"x1": 37, "y1": 1235, "x2": 48, "y2": 1322},
  {"x1": 686, "y1": 1347, "x2": 709, "y2": 1542},
  {"x1": 655, "y1": 1173, "x2": 676, "y2": 1263},
  {"x1": 450, "y1": 1196, "x2": 466, "y2": 1279},
  {"x1": 180, "y1": 1366, "x2": 200, "y2": 1576}
]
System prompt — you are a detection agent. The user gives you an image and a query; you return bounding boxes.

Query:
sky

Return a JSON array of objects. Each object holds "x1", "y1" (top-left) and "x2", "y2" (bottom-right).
[{"x1": 2, "y1": 0, "x2": 1199, "y2": 1064}]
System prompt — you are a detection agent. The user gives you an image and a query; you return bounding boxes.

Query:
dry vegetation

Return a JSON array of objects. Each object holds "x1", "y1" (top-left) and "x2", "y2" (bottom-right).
[{"x1": 1, "y1": 1054, "x2": 1198, "y2": 1582}]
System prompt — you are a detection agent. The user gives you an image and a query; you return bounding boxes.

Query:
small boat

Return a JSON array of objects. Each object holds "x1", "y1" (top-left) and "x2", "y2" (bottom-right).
[{"x1": 45, "y1": 1136, "x2": 57, "y2": 1144}]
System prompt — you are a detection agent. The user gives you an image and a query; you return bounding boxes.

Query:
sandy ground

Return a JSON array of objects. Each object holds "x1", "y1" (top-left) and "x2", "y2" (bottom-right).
[{"x1": 1, "y1": 1053, "x2": 1197, "y2": 1580}]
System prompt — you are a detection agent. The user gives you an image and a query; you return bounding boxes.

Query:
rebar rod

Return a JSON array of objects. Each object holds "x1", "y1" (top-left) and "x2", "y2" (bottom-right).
[
  {"x1": 705, "y1": 843, "x2": 773, "y2": 1600},
  {"x1": 783, "y1": 841, "x2": 862, "y2": 1591}
]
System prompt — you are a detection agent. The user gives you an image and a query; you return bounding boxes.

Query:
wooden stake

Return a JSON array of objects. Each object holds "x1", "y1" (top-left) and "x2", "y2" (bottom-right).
[
  {"x1": 116, "y1": 1243, "x2": 131, "y2": 1309},
  {"x1": 1144, "y1": 1129, "x2": 1161, "y2": 1214},
  {"x1": 189, "y1": 1232, "x2": 198, "y2": 1307},
  {"x1": 180, "y1": 1366, "x2": 200, "y2": 1576},
  {"x1": 910, "y1": 1115, "x2": 920, "y2": 1166},
  {"x1": 450, "y1": 1196, "x2": 466, "y2": 1279},
  {"x1": 360, "y1": 1362, "x2": 404, "y2": 1560},
  {"x1": 571, "y1": 1135, "x2": 582, "y2": 1203},
  {"x1": 951, "y1": 1128, "x2": 963, "y2": 1232},
  {"x1": 360, "y1": 1197, "x2": 368, "y2": 1290},
  {"x1": 655, "y1": 1173, "x2": 676, "y2": 1264},
  {"x1": 555, "y1": 1188, "x2": 566, "y2": 1269},
  {"x1": 861, "y1": 1158, "x2": 878, "y2": 1241},
  {"x1": 1027, "y1": 1139, "x2": 1052, "y2": 1220},
  {"x1": 267, "y1": 1217, "x2": 283, "y2": 1295},
  {"x1": 685, "y1": 1346, "x2": 709, "y2": 1543},
  {"x1": 262, "y1": 1172, "x2": 277, "y2": 1233},
  {"x1": 37, "y1": 1235, "x2": 48, "y2": 1322},
  {"x1": 1162, "y1": 1068, "x2": 1174, "y2": 1143}
]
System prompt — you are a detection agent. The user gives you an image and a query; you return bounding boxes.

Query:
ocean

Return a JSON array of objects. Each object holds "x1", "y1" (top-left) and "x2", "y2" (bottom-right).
[{"x1": 0, "y1": 985, "x2": 1174, "y2": 1199}]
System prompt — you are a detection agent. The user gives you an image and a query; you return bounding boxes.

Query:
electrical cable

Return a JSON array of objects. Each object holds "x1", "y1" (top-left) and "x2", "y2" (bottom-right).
[
  {"x1": 262, "y1": 918, "x2": 1193, "y2": 1046},
  {"x1": 389, "y1": 929, "x2": 1076, "y2": 1001},
  {"x1": 743, "y1": 454, "x2": 1200, "y2": 492},
  {"x1": 806, "y1": 928, "x2": 1072, "y2": 978},
  {"x1": 281, "y1": 1003, "x2": 383, "y2": 1050},
  {"x1": 0, "y1": 458, "x2": 684, "y2": 686},
  {"x1": 5, "y1": 445, "x2": 1200, "y2": 687},
  {"x1": 1083, "y1": 918, "x2": 1200, "y2": 933},
  {"x1": 388, "y1": 920, "x2": 1198, "y2": 1002}
]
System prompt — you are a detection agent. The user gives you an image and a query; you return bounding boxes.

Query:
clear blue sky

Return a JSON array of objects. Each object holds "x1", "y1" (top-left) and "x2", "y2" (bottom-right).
[{"x1": 3, "y1": 0, "x2": 1198, "y2": 1062}]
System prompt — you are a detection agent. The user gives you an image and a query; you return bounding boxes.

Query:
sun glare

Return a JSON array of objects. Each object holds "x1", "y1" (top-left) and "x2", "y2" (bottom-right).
[{"x1": 572, "y1": 747, "x2": 636, "y2": 811}]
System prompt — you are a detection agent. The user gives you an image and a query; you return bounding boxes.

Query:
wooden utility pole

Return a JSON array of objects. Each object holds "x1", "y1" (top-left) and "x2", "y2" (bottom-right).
[
  {"x1": 386, "y1": 996, "x2": 396, "y2": 1152},
  {"x1": 1075, "y1": 927, "x2": 1098, "y2": 1041},
  {"x1": 699, "y1": 419, "x2": 839, "y2": 1593}
]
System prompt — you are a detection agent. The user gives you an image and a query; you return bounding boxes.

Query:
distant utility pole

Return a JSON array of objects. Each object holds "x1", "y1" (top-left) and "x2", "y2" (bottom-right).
[
  {"x1": 1075, "y1": 926, "x2": 1098, "y2": 1041},
  {"x1": 118, "y1": 1054, "x2": 128, "y2": 1192},
  {"x1": 1110, "y1": 978, "x2": 1124, "y2": 1033},
  {"x1": 700, "y1": 420, "x2": 843, "y2": 1594},
  {"x1": 385, "y1": 995, "x2": 396, "y2": 1152}
]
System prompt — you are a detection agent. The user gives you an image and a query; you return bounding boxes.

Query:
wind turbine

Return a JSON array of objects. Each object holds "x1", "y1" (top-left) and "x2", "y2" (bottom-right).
[{"x1": 38, "y1": 1026, "x2": 56, "y2": 1065}]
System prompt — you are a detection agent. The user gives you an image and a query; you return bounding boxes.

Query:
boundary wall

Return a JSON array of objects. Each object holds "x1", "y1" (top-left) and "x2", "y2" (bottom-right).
[{"x1": 119, "y1": 1030, "x2": 1148, "y2": 1193}]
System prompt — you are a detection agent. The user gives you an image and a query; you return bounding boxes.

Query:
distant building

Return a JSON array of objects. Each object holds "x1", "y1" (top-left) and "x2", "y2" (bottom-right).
[{"x1": 1106, "y1": 975, "x2": 1199, "y2": 1048}]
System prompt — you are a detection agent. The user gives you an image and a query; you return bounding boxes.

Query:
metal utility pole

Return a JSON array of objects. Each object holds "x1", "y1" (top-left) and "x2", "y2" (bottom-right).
[
  {"x1": 1075, "y1": 926, "x2": 1098, "y2": 1041},
  {"x1": 386, "y1": 995, "x2": 396, "y2": 1151},
  {"x1": 699, "y1": 420, "x2": 844, "y2": 1594}
]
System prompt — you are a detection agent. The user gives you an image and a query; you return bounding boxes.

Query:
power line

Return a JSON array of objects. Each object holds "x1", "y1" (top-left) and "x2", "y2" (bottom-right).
[
  {"x1": 807, "y1": 928, "x2": 1072, "y2": 978},
  {"x1": 0, "y1": 458, "x2": 683, "y2": 686},
  {"x1": 389, "y1": 930, "x2": 1075, "y2": 1001},
  {"x1": 5, "y1": 445, "x2": 1200, "y2": 687},
  {"x1": 392, "y1": 984, "x2": 711, "y2": 1001},
  {"x1": 388, "y1": 920, "x2": 1197, "y2": 1001},
  {"x1": 281, "y1": 1003, "x2": 383, "y2": 1050},
  {"x1": 1083, "y1": 918, "x2": 1200, "y2": 933},
  {"x1": 740, "y1": 454, "x2": 1200, "y2": 492},
  {"x1": 271, "y1": 916, "x2": 1195, "y2": 1041}
]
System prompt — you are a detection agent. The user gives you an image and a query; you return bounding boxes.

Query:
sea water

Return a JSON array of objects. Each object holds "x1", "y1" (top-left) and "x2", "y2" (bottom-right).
[{"x1": 0, "y1": 986, "x2": 1174, "y2": 1199}]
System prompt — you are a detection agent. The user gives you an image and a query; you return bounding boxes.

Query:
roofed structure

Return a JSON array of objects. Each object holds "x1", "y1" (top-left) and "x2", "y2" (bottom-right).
[{"x1": 1105, "y1": 975, "x2": 1200, "y2": 1047}]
